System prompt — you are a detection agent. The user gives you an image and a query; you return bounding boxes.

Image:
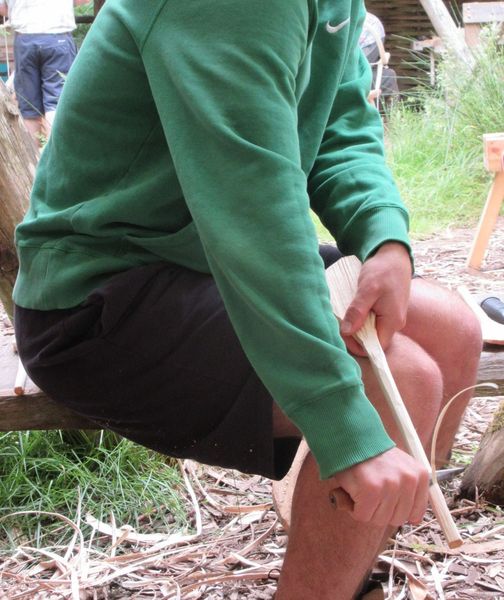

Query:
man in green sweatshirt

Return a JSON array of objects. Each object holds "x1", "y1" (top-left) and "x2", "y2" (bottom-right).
[{"x1": 13, "y1": 1, "x2": 481, "y2": 597}]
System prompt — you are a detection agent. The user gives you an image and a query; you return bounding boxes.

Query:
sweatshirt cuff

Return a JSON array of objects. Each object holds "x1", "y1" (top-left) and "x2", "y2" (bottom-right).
[
  {"x1": 288, "y1": 384, "x2": 395, "y2": 480},
  {"x1": 347, "y1": 206, "x2": 414, "y2": 270}
]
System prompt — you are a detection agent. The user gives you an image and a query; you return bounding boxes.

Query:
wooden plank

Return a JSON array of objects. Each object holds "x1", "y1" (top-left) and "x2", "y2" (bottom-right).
[
  {"x1": 0, "y1": 392, "x2": 96, "y2": 431},
  {"x1": 459, "y1": 286, "x2": 504, "y2": 344},
  {"x1": 483, "y1": 133, "x2": 504, "y2": 173},
  {"x1": 463, "y1": 2, "x2": 504, "y2": 24},
  {"x1": 0, "y1": 336, "x2": 96, "y2": 430},
  {"x1": 0, "y1": 350, "x2": 501, "y2": 431},
  {"x1": 465, "y1": 22, "x2": 483, "y2": 46}
]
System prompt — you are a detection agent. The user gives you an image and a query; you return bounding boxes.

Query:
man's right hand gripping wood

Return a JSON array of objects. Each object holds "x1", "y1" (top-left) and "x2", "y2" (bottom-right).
[{"x1": 328, "y1": 447, "x2": 430, "y2": 528}]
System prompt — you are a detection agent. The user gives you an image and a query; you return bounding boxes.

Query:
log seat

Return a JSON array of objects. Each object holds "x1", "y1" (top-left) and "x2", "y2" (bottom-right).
[{"x1": 0, "y1": 329, "x2": 502, "y2": 432}]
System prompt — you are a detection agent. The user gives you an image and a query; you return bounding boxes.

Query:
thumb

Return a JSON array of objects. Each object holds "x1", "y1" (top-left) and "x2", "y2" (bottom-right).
[{"x1": 340, "y1": 302, "x2": 368, "y2": 336}]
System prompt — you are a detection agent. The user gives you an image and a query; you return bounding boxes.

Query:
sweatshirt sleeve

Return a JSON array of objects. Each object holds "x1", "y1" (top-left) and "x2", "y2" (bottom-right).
[
  {"x1": 141, "y1": 0, "x2": 394, "y2": 479},
  {"x1": 308, "y1": 43, "x2": 412, "y2": 263}
]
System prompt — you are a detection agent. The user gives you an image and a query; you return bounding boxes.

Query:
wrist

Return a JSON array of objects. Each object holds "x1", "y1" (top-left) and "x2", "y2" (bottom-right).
[{"x1": 374, "y1": 242, "x2": 413, "y2": 275}]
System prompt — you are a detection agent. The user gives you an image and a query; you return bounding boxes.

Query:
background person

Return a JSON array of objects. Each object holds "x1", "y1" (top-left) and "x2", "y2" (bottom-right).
[
  {"x1": 0, "y1": 0, "x2": 87, "y2": 145},
  {"x1": 359, "y1": 11, "x2": 400, "y2": 104}
]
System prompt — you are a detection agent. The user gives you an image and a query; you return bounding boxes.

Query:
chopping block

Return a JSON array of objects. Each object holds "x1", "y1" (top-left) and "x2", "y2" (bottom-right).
[{"x1": 466, "y1": 132, "x2": 504, "y2": 270}]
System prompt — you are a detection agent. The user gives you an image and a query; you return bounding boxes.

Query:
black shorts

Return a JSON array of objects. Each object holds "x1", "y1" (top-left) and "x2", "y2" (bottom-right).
[{"x1": 14, "y1": 245, "x2": 343, "y2": 480}]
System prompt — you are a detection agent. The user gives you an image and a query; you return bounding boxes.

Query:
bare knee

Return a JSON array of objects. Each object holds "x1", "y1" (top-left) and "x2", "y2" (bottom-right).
[
  {"x1": 406, "y1": 279, "x2": 483, "y2": 371},
  {"x1": 358, "y1": 335, "x2": 443, "y2": 447}
]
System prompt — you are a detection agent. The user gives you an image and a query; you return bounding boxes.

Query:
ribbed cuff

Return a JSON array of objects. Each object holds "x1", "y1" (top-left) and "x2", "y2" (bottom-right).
[
  {"x1": 289, "y1": 384, "x2": 395, "y2": 480},
  {"x1": 349, "y1": 206, "x2": 414, "y2": 271}
]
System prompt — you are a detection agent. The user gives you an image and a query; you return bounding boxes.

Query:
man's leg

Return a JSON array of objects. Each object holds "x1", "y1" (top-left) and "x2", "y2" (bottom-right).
[
  {"x1": 403, "y1": 278, "x2": 482, "y2": 464},
  {"x1": 275, "y1": 332, "x2": 443, "y2": 600}
]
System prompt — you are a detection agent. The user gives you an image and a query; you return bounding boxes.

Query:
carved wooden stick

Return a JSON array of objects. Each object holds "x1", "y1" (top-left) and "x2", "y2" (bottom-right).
[
  {"x1": 14, "y1": 356, "x2": 28, "y2": 396},
  {"x1": 326, "y1": 255, "x2": 463, "y2": 549}
]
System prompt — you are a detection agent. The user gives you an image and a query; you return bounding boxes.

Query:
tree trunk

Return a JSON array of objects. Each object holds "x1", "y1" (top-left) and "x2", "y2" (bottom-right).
[
  {"x1": 459, "y1": 399, "x2": 504, "y2": 504},
  {"x1": 0, "y1": 80, "x2": 38, "y2": 320}
]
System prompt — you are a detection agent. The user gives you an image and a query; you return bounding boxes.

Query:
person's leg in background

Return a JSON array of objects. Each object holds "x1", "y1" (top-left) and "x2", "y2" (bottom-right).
[
  {"x1": 40, "y1": 32, "x2": 77, "y2": 139},
  {"x1": 13, "y1": 33, "x2": 44, "y2": 147}
]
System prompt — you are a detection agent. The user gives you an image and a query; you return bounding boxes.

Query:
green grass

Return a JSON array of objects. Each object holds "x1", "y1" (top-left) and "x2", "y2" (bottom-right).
[
  {"x1": 385, "y1": 29, "x2": 504, "y2": 236},
  {"x1": 0, "y1": 430, "x2": 189, "y2": 552},
  {"x1": 386, "y1": 103, "x2": 488, "y2": 235},
  {"x1": 313, "y1": 32, "x2": 504, "y2": 240}
]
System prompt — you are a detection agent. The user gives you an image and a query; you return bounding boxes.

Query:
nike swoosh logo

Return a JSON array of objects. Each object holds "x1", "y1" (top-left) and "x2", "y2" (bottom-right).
[{"x1": 325, "y1": 17, "x2": 350, "y2": 34}]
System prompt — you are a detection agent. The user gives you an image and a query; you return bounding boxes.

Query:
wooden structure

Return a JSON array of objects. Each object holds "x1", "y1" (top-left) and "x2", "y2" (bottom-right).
[
  {"x1": 466, "y1": 133, "x2": 504, "y2": 270},
  {"x1": 463, "y1": 1, "x2": 504, "y2": 46},
  {"x1": 365, "y1": 0, "x2": 469, "y2": 89}
]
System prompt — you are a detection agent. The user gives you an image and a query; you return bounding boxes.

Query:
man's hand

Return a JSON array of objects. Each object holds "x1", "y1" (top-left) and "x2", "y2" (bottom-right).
[
  {"x1": 339, "y1": 242, "x2": 412, "y2": 355},
  {"x1": 330, "y1": 447, "x2": 430, "y2": 527}
]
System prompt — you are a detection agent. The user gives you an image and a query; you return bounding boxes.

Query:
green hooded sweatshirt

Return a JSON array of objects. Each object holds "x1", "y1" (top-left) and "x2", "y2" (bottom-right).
[{"x1": 14, "y1": 0, "x2": 409, "y2": 479}]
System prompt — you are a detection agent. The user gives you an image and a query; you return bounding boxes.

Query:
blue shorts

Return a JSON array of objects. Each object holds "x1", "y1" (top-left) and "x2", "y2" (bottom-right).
[{"x1": 13, "y1": 32, "x2": 77, "y2": 118}]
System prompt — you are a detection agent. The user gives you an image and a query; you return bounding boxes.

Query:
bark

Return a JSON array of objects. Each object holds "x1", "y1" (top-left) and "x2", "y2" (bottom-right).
[
  {"x1": 0, "y1": 391, "x2": 96, "y2": 430},
  {"x1": 459, "y1": 400, "x2": 504, "y2": 504},
  {"x1": 0, "y1": 79, "x2": 38, "y2": 320}
]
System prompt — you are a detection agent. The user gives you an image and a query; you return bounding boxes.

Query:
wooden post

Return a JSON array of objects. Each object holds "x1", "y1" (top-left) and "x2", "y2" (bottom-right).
[
  {"x1": 0, "y1": 80, "x2": 38, "y2": 320},
  {"x1": 466, "y1": 133, "x2": 504, "y2": 270},
  {"x1": 418, "y1": 0, "x2": 475, "y2": 67}
]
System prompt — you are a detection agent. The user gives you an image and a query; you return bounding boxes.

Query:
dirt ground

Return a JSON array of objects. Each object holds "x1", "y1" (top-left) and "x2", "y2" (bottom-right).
[{"x1": 0, "y1": 219, "x2": 503, "y2": 599}]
